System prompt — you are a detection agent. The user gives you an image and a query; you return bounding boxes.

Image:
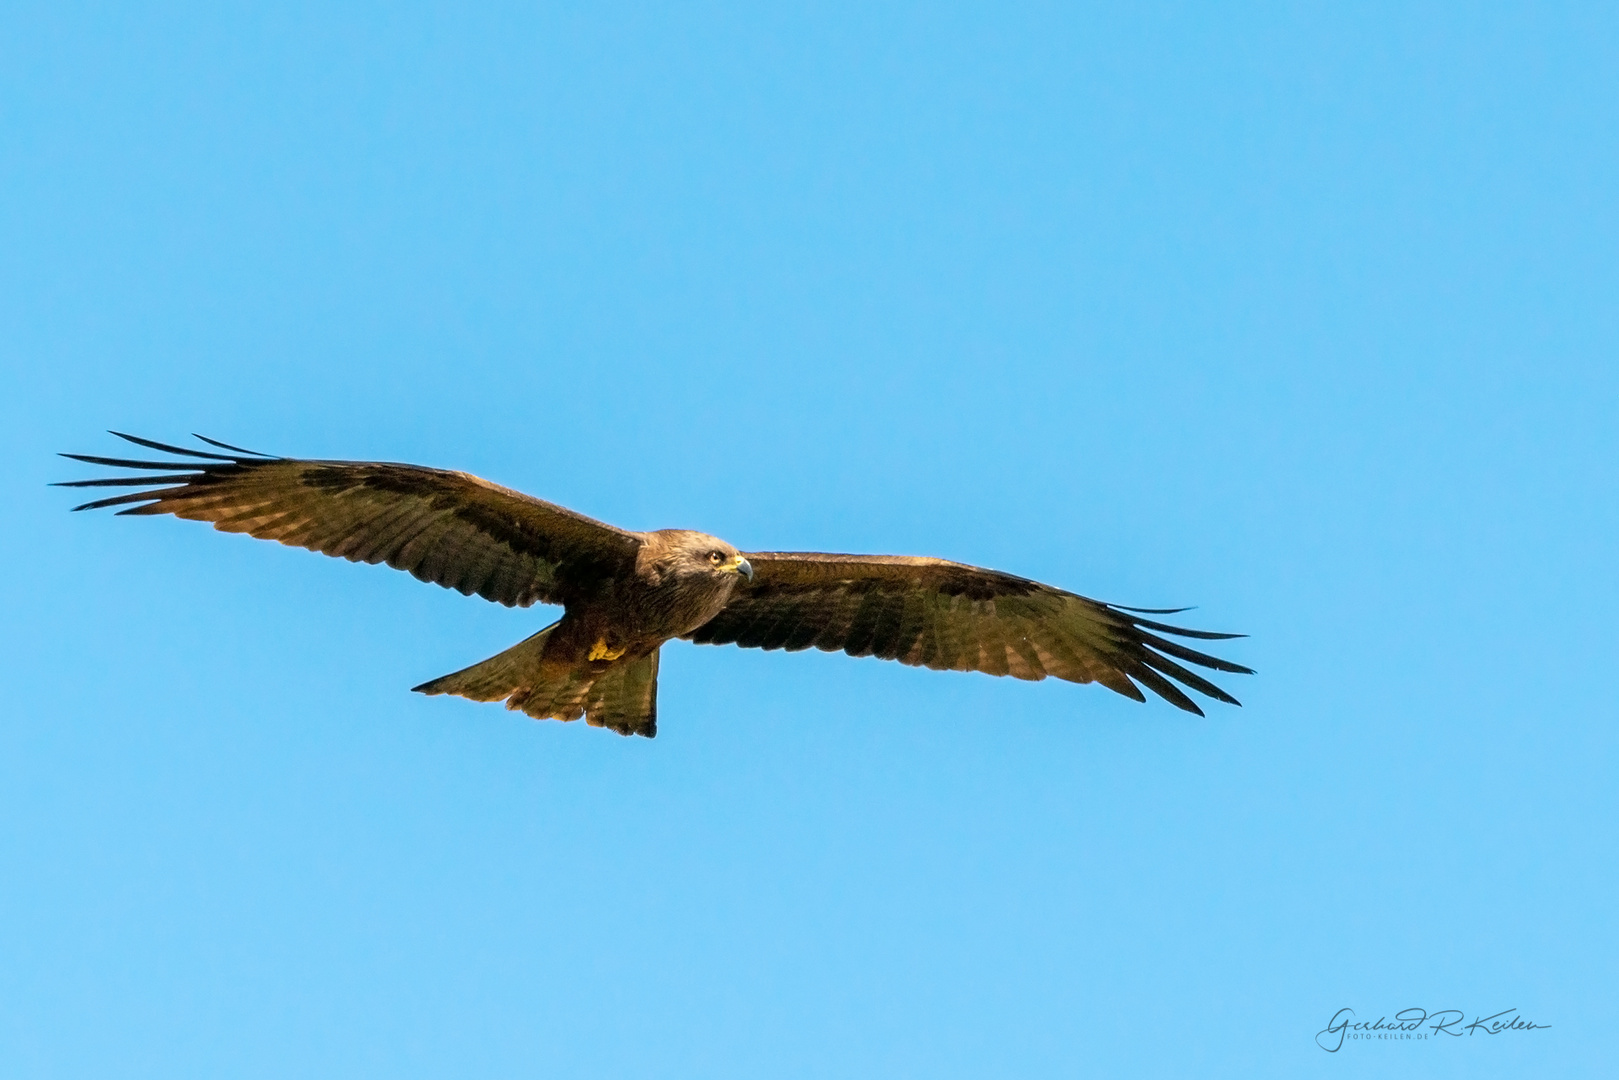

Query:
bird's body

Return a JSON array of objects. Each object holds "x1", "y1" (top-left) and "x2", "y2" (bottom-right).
[
  {"x1": 59, "y1": 433, "x2": 1253, "y2": 737},
  {"x1": 533, "y1": 528, "x2": 754, "y2": 668}
]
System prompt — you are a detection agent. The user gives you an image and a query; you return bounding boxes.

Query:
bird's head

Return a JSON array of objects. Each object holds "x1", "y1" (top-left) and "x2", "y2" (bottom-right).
[{"x1": 648, "y1": 530, "x2": 754, "y2": 584}]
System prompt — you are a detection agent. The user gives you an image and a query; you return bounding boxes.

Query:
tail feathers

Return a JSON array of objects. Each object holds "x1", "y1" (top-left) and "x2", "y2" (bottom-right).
[
  {"x1": 581, "y1": 649, "x2": 659, "y2": 737},
  {"x1": 412, "y1": 623, "x2": 557, "y2": 702},
  {"x1": 413, "y1": 624, "x2": 660, "y2": 738}
]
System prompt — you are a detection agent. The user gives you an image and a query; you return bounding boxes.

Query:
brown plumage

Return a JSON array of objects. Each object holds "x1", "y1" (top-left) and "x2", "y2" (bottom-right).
[{"x1": 58, "y1": 433, "x2": 1253, "y2": 737}]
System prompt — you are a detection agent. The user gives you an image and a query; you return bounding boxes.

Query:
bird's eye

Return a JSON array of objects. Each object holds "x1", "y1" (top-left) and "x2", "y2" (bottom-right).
[{"x1": 708, "y1": 551, "x2": 724, "y2": 564}]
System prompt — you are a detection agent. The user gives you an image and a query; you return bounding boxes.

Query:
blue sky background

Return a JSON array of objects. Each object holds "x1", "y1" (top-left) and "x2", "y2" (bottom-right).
[{"x1": 2, "y1": 3, "x2": 1614, "y2": 1076}]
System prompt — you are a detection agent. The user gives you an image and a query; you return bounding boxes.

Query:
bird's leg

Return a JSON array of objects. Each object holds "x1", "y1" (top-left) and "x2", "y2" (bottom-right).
[{"x1": 587, "y1": 638, "x2": 628, "y2": 662}]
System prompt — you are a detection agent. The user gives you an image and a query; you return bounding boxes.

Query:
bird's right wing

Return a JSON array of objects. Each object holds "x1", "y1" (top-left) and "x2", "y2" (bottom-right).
[{"x1": 57, "y1": 433, "x2": 643, "y2": 608}]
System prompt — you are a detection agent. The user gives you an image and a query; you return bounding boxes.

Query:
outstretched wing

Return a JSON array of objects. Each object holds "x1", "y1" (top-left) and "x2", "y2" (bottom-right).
[
  {"x1": 57, "y1": 433, "x2": 642, "y2": 608},
  {"x1": 684, "y1": 552, "x2": 1252, "y2": 715}
]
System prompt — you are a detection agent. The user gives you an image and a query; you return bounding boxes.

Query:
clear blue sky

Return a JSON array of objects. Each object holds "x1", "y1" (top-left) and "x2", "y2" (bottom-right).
[{"x1": 2, "y1": 3, "x2": 1614, "y2": 1077}]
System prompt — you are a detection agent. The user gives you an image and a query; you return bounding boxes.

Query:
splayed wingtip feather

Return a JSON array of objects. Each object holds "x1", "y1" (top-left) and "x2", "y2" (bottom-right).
[
  {"x1": 109, "y1": 431, "x2": 239, "y2": 461},
  {"x1": 192, "y1": 433, "x2": 276, "y2": 458}
]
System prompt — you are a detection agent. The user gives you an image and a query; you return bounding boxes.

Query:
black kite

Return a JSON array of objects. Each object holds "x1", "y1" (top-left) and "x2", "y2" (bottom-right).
[{"x1": 58, "y1": 433, "x2": 1252, "y2": 737}]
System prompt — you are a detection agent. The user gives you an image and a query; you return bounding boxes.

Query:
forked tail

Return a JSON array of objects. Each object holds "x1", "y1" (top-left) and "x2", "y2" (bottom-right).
[{"x1": 412, "y1": 622, "x2": 661, "y2": 738}]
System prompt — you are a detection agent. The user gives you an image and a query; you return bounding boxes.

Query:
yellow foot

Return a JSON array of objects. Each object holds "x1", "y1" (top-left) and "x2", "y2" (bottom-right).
[{"x1": 588, "y1": 639, "x2": 627, "y2": 661}]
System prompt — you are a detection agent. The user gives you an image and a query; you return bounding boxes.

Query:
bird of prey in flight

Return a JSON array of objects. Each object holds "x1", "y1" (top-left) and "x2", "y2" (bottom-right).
[{"x1": 58, "y1": 433, "x2": 1252, "y2": 738}]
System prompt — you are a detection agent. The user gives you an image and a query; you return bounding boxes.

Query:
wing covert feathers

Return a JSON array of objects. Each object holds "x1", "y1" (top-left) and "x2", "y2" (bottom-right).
[
  {"x1": 685, "y1": 552, "x2": 1251, "y2": 715},
  {"x1": 57, "y1": 433, "x2": 642, "y2": 608}
]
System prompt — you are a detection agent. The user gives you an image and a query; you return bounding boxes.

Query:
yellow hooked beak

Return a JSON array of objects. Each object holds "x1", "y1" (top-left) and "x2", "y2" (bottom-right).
[{"x1": 721, "y1": 555, "x2": 754, "y2": 581}]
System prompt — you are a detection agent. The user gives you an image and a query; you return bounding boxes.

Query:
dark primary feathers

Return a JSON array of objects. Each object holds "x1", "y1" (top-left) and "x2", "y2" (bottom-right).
[
  {"x1": 59, "y1": 433, "x2": 1253, "y2": 720},
  {"x1": 58, "y1": 432, "x2": 641, "y2": 608}
]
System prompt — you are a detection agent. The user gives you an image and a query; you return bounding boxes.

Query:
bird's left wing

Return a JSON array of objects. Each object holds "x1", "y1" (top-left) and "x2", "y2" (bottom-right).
[
  {"x1": 684, "y1": 551, "x2": 1252, "y2": 715},
  {"x1": 57, "y1": 433, "x2": 643, "y2": 608}
]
